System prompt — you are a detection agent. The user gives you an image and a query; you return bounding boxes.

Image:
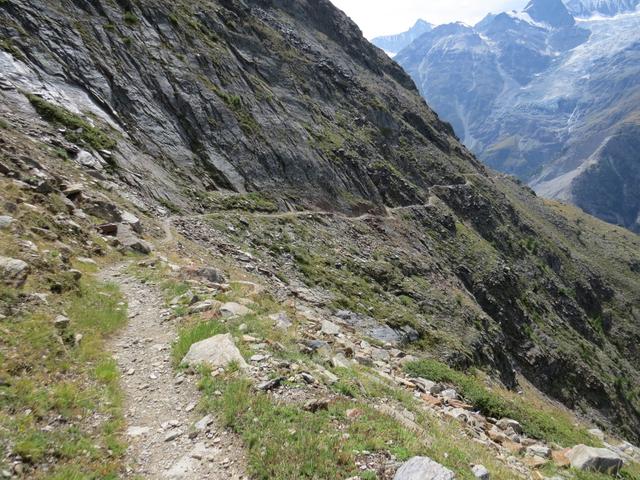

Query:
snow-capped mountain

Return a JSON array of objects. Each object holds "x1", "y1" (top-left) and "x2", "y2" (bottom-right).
[
  {"x1": 565, "y1": 0, "x2": 640, "y2": 16},
  {"x1": 371, "y1": 19, "x2": 433, "y2": 56},
  {"x1": 395, "y1": 0, "x2": 640, "y2": 232}
]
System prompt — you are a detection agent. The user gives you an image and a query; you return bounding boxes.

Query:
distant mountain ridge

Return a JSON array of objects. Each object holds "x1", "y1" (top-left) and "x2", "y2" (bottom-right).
[
  {"x1": 566, "y1": 0, "x2": 640, "y2": 16},
  {"x1": 394, "y1": 0, "x2": 640, "y2": 232},
  {"x1": 371, "y1": 19, "x2": 432, "y2": 55}
]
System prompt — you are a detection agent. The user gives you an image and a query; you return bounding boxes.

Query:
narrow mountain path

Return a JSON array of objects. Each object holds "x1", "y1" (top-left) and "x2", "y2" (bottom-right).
[
  {"x1": 101, "y1": 263, "x2": 249, "y2": 480},
  {"x1": 170, "y1": 176, "x2": 480, "y2": 227}
]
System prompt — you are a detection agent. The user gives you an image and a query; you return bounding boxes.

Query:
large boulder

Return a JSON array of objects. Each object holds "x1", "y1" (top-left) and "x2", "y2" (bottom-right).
[
  {"x1": 566, "y1": 445, "x2": 624, "y2": 474},
  {"x1": 394, "y1": 456, "x2": 455, "y2": 480},
  {"x1": 181, "y1": 333, "x2": 248, "y2": 370},
  {"x1": 120, "y1": 210, "x2": 142, "y2": 233},
  {"x1": 496, "y1": 418, "x2": 523, "y2": 434},
  {"x1": 117, "y1": 224, "x2": 153, "y2": 255},
  {"x1": 193, "y1": 266, "x2": 226, "y2": 284},
  {"x1": 220, "y1": 302, "x2": 252, "y2": 318},
  {"x1": 0, "y1": 256, "x2": 30, "y2": 287}
]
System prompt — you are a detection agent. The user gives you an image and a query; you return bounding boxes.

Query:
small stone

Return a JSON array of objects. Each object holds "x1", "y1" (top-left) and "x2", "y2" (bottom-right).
[
  {"x1": 126, "y1": 426, "x2": 150, "y2": 437},
  {"x1": 471, "y1": 464, "x2": 490, "y2": 479},
  {"x1": 76, "y1": 257, "x2": 97, "y2": 266},
  {"x1": 220, "y1": 302, "x2": 252, "y2": 318},
  {"x1": 250, "y1": 354, "x2": 268, "y2": 363},
  {"x1": 303, "y1": 398, "x2": 331, "y2": 413},
  {"x1": 190, "y1": 442, "x2": 209, "y2": 460},
  {"x1": 0, "y1": 215, "x2": 13, "y2": 229},
  {"x1": 496, "y1": 418, "x2": 523, "y2": 435},
  {"x1": 189, "y1": 300, "x2": 220, "y2": 314},
  {"x1": 195, "y1": 414, "x2": 214, "y2": 431},
  {"x1": 257, "y1": 377, "x2": 284, "y2": 391},
  {"x1": 331, "y1": 353, "x2": 352, "y2": 369},
  {"x1": 526, "y1": 445, "x2": 551, "y2": 458},
  {"x1": 316, "y1": 367, "x2": 338, "y2": 384},
  {"x1": 321, "y1": 320, "x2": 340, "y2": 335},
  {"x1": 164, "y1": 430, "x2": 184, "y2": 442},
  {"x1": 305, "y1": 339, "x2": 331, "y2": 355},
  {"x1": 440, "y1": 388, "x2": 458, "y2": 400},
  {"x1": 393, "y1": 456, "x2": 455, "y2": 480},
  {"x1": 54, "y1": 315, "x2": 70, "y2": 330},
  {"x1": 300, "y1": 372, "x2": 316, "y2": 384},
  {"x1": 63, "y1": 183, "x2": 84, "y2": 196},
  {"x1": 193, "y1": 266, "x2": 226, "y2": 284},
  {"x1": 0, "y1": 256, "x2": 30, "y2": 287},
  {"x1": 413, "y1": 378, "x2": 443, "y2": 395},
  {"x1": 269, "y1": 312, "x2": 293, "y2": 329},
  {"x1": 371, "y1": 347, "x2": 390, "y2": 361},
  {"x1": 120, "y1": 210, "x2": 142, "y2": 233}
]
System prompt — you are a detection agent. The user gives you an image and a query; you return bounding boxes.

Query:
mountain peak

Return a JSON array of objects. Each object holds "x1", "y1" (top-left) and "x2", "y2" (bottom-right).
[
  {"x1": 525, "y1": 0, "x2": 576, "y2": 27},
  {"x1": 372, "y1": 19, "x2": 433, "y2": 54}
]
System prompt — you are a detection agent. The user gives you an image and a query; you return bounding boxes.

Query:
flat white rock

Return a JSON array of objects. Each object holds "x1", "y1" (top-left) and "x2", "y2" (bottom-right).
[{"x1": 181, "y1": 333, "x2": 248, "y2": 370}]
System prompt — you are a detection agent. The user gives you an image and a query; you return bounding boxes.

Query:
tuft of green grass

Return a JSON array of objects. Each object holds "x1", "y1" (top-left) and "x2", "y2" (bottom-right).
[
  {"x1": 405, "y1": 359, "x2": 595, "y2": 446},
  {"x1": 25, "y1": 93, "x2": 117, "y2": 151},
  {"x1": 212, "y1": 192, "x2": 279, "y2": 213},
  {"x1": 67, "y1": 280, "x2": 127, "y2": 346},
  {"x1": 123, "y1": 11, "x2": 139, "y2": 26}
]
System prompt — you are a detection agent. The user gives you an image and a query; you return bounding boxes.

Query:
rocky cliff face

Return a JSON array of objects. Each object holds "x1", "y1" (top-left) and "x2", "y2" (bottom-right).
[
  {"x1": 0, "y1": 0, "x2": 465, "y2": 216},
  {"x1": 1, "y1": 0, "x2": 640, "y2": 444}
]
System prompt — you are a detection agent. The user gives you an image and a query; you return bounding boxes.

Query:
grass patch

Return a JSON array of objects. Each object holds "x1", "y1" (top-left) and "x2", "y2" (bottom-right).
[
  {"x1": 199, "y1": 375, "x2": 425, "y2": 479},
  {"x1": 206, "y1": 83, "x2": 261, "y2": 135},
  {"x1": 0, "y1": 38, "x2": 25, "y2": 62},
  {"x1": 0, "y1": 276, "x2": 127, "y2": 477},
  {"x1": 25, "y1": 93, "x2": 117, "y2": 151},
  {"x1": 405, "y1": 359, "x2": 595, "y2": 446},
  {"x1": 211, "y1": 192, "x2": 278, "y2": 213},
  {"x1": 123, "y1": 11, "x2": 139, "y2": 26}
]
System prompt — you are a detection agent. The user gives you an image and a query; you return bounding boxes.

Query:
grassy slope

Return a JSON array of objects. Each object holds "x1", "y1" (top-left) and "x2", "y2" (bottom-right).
[{"x1": 0, "y1": 122, "x2": 133, "y2": 478}]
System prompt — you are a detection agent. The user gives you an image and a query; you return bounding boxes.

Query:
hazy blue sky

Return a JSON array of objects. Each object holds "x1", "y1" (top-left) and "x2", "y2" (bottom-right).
[{"x1": 329, "y1": 0, "x2": 529, "y2": 38}]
